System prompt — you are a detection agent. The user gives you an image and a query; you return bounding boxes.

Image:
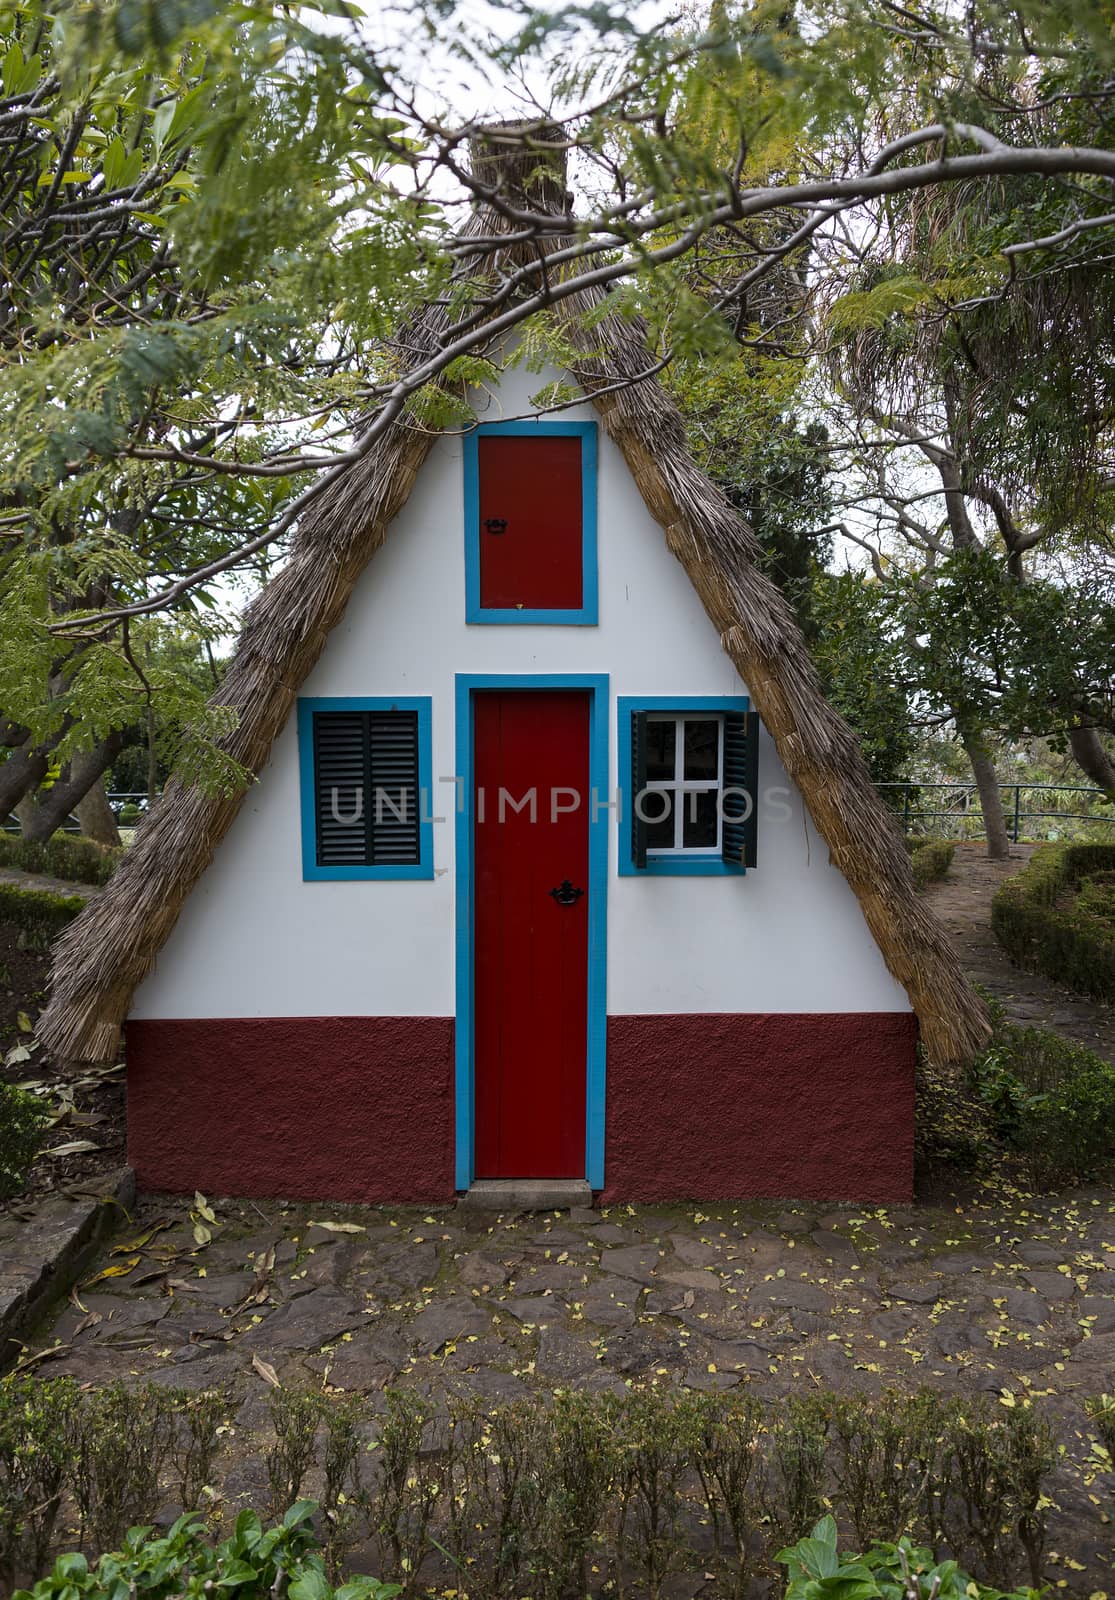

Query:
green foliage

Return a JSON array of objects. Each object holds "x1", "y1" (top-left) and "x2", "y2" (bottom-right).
[
  {"x1": 915, "y1": 1051, "x2": 997, "y2": 1170},
  {"x1": 0, "y1": 834, "x2": 121, "y2": 886},
  {"x1": 0, "y1": 1380, "x2": 77, "y2": 1592},
  {"x1": 967, "y1": 996, "x2": 1115, "y2": 1184},
  {"x1": 777, "y1": 1515, "x2": 1042, "y2": 1600},
  {"x1": 0, "y1": 885, "x2": 86, "y2": 945},
  {"x1": 12, "y1": 1502, "x2": 401, "y2": 1600},
  {"x1": 908, "y1": 838, "x2": 955, "y2": 890},
  {"x1": 991, "y1": 843, "x2": 1115, "y2": 1002},
  {"x1": 809, "y1": 572, "x2": 918, "y2": 785},
  {"x1": 0, "y1": 1380, "x2": 1063, "y2": 1596},
  {"x1": 0, "y1": 1083, "x2": 45, "y2": 1199}
]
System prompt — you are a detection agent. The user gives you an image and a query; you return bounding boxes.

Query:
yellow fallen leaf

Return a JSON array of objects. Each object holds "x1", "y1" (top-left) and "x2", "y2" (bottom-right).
[
  {"x1": 308, "y1": 1220, "x2": 366, "y2": 1234},
  {"x1": 84, "y1": 1256, "x2": 140, "y2": 1286}
]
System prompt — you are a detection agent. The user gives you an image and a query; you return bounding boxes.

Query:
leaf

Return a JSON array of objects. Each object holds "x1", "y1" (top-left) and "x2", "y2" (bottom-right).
[
  {"x1": 289, "y1": 1568, "x2": 332, "y2": 1600},
  {"x1": 194, "y1": 1191, "x2": 217, "y2": 1222},
  {"x1": 45, "y1": 1140, "x2": 99, "y2": 1156},
  {"x1": 307, "y1": 1219, "x2": 366, "y2": 1234},
  {"x1": 251, "y1": 1353, "x2": 281, "y2": 1387},
  {"x1": 111, "y1": 1220, "x2": 171, "y2": 1254},
  {"x1": 5, "y1": 1045, "x2": 32, "y2": 1066},
  {"x1": 16, "y1": 1011, "x2": 32, "y2": 1033},
  {"x1": 84, "y1": 1257, "x2": 140, "y2": 1285},
  {"x1": 193, "y1": 1221, "x2": 212, "y2": 1246}
]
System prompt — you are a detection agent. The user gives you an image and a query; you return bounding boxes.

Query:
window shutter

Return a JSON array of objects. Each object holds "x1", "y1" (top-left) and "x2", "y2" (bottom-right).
[
  {"x1": 630, "y1": 709, "x2": 648, "y2": 869},
  {"x1": 313, "y1": 710, "x2": 421, "y2": 868},
  {"x1": 313, "y1": 712, "x2": 370, "y2": 867},
  {"x1": 367, "y1": 710, "x2": 420, "y2": 864},
  {"x1": 722, "y1": 709, "x2": 760, "y2": 869}
]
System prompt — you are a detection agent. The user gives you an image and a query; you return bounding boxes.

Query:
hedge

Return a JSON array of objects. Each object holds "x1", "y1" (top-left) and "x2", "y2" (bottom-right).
[
  {"x1": 908, "y1": 836, "x2": 955, "y2": 889},
  {"x1": 0, "y1": 884, "x2": 86, "y2": 942},
  {"x1": 991, "y1": 841, "x2": 1115, "y2": 1002},
  {"x1": 0, "y1": 833, "x2": 121, "y2": 886}
]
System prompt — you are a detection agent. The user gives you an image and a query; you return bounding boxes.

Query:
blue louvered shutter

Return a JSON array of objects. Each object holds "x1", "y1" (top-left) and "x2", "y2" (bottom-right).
[
  {"x1": 367, "y1": 710, "x2": 421, "y2": 865},
  {"x1": 630, "y1": 709, "x2": 648, "y2": 869},
  {"x1": 722, "y1": 710, "x2": 759, "y2": 869},
  {"x1": 312, "y1": 711, "x2": 420, "y2": 867}
]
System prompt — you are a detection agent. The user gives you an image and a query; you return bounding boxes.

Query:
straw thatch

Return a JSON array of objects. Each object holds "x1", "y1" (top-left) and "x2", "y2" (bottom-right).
[{"x1": 39, "y1": 126, "x2": 989, "y2": 1068}]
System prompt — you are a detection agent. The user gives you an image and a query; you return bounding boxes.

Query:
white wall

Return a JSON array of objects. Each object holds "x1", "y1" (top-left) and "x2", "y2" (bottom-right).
[{"x1": 132, "y1": 365, "x2": 910, "y2": 1021}]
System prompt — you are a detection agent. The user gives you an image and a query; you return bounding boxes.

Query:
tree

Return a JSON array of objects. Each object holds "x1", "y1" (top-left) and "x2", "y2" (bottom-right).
[{"x1": 5, "y1": 0, "x2": 1115, "y2": 834}]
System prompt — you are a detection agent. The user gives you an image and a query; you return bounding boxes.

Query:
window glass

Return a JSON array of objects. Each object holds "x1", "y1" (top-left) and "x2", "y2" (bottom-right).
[
  {"x1": 646, "y1": 720, "x2": 676, "y2": 781},
  {"x1": 644, "y1": 790, "x2": 675, "y2": 850},
  {"x1": 683, "y1": 719, "x2": 719, "y2": 780},
  {"x1": 682, "y1": 789, "x2": 718, "y2": 849}
]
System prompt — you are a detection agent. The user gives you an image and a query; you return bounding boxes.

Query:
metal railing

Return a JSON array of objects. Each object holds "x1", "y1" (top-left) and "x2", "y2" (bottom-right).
[{"x1": 878, "y1": 781, "x2": 1115, "y2": 842}]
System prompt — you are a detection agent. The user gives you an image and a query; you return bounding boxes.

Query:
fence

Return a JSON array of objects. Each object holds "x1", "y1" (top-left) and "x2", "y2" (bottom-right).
[{"x1": 878, "y1": 781, "x2": 1115, "y2": 842}]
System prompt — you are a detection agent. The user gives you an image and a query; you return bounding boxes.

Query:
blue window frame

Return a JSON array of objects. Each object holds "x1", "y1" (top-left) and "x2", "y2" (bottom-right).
[
  {"x1": 463, "y1": 420, "x2": 599, "y2": 625},
  {"x1": 297, "y1": 697, "x2": 434, "y2": 880},
  {"x1": 618, "y1": 695, "x2": 752, "y2": 877}
]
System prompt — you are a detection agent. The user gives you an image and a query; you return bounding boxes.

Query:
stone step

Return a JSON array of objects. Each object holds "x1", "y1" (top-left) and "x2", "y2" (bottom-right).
[{"x1": 459, "y1": 1179, "x2": 592, "y2": 1212}]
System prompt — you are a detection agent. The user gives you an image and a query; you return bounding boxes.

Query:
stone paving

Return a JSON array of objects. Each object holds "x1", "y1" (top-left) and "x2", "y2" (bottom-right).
[
  {"x1": 925, "y1": 842, "x2": 1115, "y2": 1064},
  {"x1": 19, "y1": 1184, "x2": 1115, "y2": 1584}
]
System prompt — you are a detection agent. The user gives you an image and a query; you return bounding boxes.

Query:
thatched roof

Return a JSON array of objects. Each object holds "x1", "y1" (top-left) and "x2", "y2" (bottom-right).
[{"x1": 39, "y1": 126, "x2": 989, "y2": 1068}]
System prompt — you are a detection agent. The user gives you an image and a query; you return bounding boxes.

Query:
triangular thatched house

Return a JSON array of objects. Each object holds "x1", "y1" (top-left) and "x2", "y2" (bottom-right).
[{"x1": 40, "y1": 127, "x2": 987, "y2": 1207}]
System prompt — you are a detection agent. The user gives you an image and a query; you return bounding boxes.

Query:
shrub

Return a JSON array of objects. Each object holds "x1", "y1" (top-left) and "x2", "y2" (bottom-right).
[
  {"x1": 0, "y1": 1083, "x2": 46, "y2": 1199},
  {"x1": 0, "y1": 1380, "x2": 1064, "y2": 1595},
  {"x1": 0, "y1": 834, "x2": 121, "y2": 887},
  {"x1": 915, "y1": 1050, "x2": 996, "y2": 1168},
  {"x1": 1085, "y1": 1394, "x2": 1115, "y2": 1463},
  {"x1": 777, "y1": 1515, "x2": 1042, "y2": 1600},
  {"x1": 991, "y1": 842, "x2": 1115, "y2": 1001},
  {"x1": 967, "y1": 1001, "x2": 1115, "y2": 1184},
  {"x1": 0, "y1": 884, "x2": 86, "y2": 945},
  {"x1": 0, "y1": 1380, "x2": 77, "y2": 1593},
  {"x1": 12, "y1": 1502, "x2": 401, "y2": 1600},
  {"x1": 908, "y1": 837, "x2": 955, "y2": 889}
]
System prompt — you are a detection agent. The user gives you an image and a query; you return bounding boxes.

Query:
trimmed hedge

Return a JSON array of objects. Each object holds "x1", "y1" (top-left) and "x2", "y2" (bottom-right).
[
  {"x1": 991, "y1": 842, "x2": 1115, "y2": 1001},
  {"x1": 0, "y1": 884, "x2": 86, "y2": 942},
  {"x1": 969, "y1": 1003, "x2": 1115, "y2": 1184},
  {"x1": 908, "y1": 836, "x2": 955, "y2": 889},
  {"x1": 0, "y1": 833, "x2": 121, "y2": 886}
]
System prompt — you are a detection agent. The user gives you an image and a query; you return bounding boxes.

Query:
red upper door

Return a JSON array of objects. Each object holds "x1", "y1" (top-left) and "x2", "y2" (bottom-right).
[
  {"x1": 473, "y1": 690, "x2": 590, "y2": 1178},
  {"x1": 478, "y1": 434, "x2": 583, "y2": 611}
]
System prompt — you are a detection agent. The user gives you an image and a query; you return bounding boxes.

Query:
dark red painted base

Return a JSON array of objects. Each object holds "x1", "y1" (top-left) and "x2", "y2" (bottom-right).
[
  {"x1": 126, "y1": 1017, "x2": 456, "y2": 1204},
  {"x1": 601, "y1": 1012, "x2": 917, "y2": 1204},
  {"x1": 125, "y1": 1010, "x2": 916, "y2": 1205}
]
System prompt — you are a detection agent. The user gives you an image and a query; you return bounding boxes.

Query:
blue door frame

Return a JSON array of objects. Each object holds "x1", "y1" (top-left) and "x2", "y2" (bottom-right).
[{"x1": 454, "y1": 673, "x2": 609, "y2": 1191}]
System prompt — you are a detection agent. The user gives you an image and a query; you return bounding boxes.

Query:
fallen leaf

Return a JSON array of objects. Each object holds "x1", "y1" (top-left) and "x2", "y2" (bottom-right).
[
  {"x1": 84, "y1": 1256, "x2": 140, "y2": 1286},
  {"x1": 252, "y1": 1353, "x2": 281, "y2": 1387},
  {"x1": 10, "y1": 1344, "x2": 71, "y2": 1375},
  {"x1": 193, "y1": 1222, "x2": 212, "y2": 1246},
  {"x1": 111, "y1": 1220, "x2": 171, "y2": 1255},
  {"x1": 307, "y1": 1220, "x2": 366, "y2": 1234},
  {"x1": 68, "y1": 1285, "x2": 89, "y2": 1314},
  {"x1": 45, "y1": 1140, "x2": 99, "y2": 1157},
  {"x1": 193, "y1": 1192, "x2": 217, "y2": 1224},
  {"x1": 16, "y1": 1011, "x2": 33, "y2": 1033}
]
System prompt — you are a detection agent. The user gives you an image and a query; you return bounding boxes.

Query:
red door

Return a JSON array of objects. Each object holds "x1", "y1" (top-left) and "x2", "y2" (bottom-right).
[{"x1": 473, "y1": 690, "x2": 590, "y2": 1177}]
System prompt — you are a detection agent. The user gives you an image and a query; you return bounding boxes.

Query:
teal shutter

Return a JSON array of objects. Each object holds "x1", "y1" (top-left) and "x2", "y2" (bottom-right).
[
  {"x1": 722, "y1": 710, "x2": 760, "y2": 869},
  {"x1": 313, "y1": 711, "x2": 420, "y2": 867},
  {"x1": 631, "y1": 710, "x2": 648, "y2": 869}
]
